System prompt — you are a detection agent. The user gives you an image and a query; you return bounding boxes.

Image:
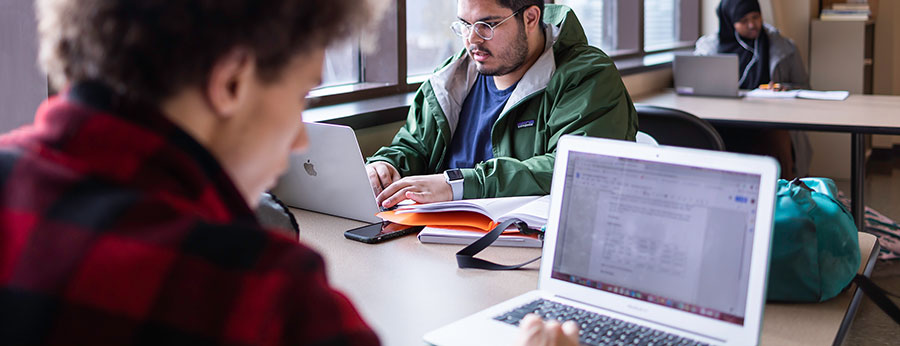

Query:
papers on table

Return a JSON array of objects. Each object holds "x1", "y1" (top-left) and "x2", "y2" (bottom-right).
[
  {"x1": 797, "y1": 90, "x2": 851, "y2": 101},
  {"x1": 745, "y1": 88, "x2": 850, "y2": 101},
  {"x1": 745, "y1": 89, "x2": 800, "y2": 99}
]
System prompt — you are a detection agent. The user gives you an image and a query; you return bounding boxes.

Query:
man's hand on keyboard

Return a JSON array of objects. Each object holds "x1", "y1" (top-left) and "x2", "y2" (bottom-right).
[{"x1": 516, "y1": 314, "x2": 580, "y2": 346}]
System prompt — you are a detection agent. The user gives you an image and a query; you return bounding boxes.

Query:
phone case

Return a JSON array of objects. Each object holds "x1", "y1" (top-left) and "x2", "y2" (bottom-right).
[{"x1": 344, "y1": 224, "x2": 423, "y2": 244}]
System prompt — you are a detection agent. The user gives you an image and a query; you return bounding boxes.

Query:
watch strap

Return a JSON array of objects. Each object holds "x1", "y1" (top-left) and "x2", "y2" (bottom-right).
[{"x1": 445, "y1": 169, "x2": 464, "y2": 200}]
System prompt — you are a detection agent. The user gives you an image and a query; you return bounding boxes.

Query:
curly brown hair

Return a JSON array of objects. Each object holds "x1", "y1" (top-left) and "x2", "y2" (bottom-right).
[{"x1": 37, "y1": 0, "x2": 373, "y2": 103}]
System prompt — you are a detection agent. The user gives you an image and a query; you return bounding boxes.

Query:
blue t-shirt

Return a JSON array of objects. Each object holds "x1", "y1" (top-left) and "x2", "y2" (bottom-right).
[{"x1": 445, "y1": 74, "x2": 516, "y2": 169}]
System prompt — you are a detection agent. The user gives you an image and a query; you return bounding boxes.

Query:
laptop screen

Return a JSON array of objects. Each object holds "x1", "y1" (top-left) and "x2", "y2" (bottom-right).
[{"x1": 551, "y1": 151, "x2": 762, "y2": 326}]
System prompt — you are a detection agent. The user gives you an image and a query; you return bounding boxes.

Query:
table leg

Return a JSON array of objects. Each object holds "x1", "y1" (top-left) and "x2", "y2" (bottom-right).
[{"x1": 851, "y1": 133, "x2": 866, "y2": 232}]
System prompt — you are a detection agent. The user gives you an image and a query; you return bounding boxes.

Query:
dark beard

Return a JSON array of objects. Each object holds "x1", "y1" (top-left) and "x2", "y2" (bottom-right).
[{"x1": 475, "y1": 22, "x2": 529, "y2": 76}]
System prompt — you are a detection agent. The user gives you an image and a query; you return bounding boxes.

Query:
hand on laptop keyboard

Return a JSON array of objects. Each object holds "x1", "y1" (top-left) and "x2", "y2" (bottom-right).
[
  {"x1": 498, "y1": 299, "x2": 710, "y2": 346},
  {"x1": 516, "y1": 314, "x2": 580, "y2": 346}
]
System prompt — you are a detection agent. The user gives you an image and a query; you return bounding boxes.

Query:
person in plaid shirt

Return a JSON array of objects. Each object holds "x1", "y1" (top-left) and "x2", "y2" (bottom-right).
[
  {"x1": 0, "y1": 0, "x2": 379, "y2": 344},
  {"x1": 0, "y1": 0, "x2": 580, "y2": 344}
]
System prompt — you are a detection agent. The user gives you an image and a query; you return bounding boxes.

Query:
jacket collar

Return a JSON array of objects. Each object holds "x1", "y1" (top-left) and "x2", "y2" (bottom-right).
[{"x1": 429, "y1": 21, "x2": 561, "y2": 138}]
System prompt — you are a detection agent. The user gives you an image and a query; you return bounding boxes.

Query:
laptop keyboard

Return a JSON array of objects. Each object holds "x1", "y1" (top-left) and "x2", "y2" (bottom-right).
[{"x1": 493, "y1": 299, "x2": 710, "y2": 346}]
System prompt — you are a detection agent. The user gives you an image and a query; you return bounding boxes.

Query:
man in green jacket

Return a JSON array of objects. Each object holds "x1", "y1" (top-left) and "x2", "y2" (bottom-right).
[{"x1": 367, "y1": 0, "x2": 637, "y2": 208}]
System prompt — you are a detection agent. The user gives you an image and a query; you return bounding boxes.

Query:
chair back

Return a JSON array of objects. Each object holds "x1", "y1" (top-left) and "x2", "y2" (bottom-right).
[
  {"x1": 634, "y1": 104, "x2": 726, "y2": 151},
  {"x1": 635, "y1": 131, "x2": 659, "y2": 146}
]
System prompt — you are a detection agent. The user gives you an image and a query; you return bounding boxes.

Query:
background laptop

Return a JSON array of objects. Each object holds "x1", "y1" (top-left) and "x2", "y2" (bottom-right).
[
  {"x1": 424, "y1": 136, "x2": 779, "y2": 346},
  {"x1": 674, "y1": 54, "x2": 741, "y2": 98},
  {"x1": 271, "y1": 122, "x2": 382, "y2": 223}
]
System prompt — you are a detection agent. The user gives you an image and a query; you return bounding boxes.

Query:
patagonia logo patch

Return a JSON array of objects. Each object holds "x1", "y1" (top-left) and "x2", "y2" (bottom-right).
[{"x1": 516, "y1": 120, "x2": 535, "y2": 129}]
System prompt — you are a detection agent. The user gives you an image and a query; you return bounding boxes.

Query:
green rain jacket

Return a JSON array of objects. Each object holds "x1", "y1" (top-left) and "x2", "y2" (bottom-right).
[{"x1": 368, "y1": 5, "x2": 637, "y2": 199}]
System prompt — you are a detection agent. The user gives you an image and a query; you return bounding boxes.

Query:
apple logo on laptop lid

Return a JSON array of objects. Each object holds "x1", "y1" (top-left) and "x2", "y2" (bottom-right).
[{"x1": 303, "y1": 160, "x2": 317, "y2": 176}]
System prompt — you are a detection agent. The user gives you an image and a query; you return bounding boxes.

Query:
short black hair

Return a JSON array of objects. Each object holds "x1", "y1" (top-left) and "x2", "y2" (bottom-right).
[
  {"x1": 497, "y1": 0, "x2": 545, "y2": 28},
  {"x1": 497, "y1": 0, "x2": 544, "y2": 16}
]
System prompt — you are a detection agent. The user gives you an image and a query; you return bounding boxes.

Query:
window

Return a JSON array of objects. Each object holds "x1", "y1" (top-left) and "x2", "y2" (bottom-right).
[
  {"x1": 535, "y1": 0, "x2": 697, "y2": 57},
  {"x1": 644, "y1": 0, "x2": 679, "y2": 52},
  {"x1": 321, "y1": 39, "x2": 361, "y2": 88},
  {"x1": 556, "y1": 0, "x2": 616, "y2": 53},
  {"x1": 307, "y1": 0, "x2": 700, "y2": 110},
  {"x1": 406, "y1": 1, "x2": 460, "y2": 82}
]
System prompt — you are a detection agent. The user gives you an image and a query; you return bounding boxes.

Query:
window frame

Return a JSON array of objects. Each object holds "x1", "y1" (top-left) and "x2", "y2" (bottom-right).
[{"x1": 307, "y1": 0, "x2": 700, "y2": 109}]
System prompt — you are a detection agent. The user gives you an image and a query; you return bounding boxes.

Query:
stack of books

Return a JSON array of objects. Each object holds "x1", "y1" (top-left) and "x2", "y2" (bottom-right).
[
  {"x1": 820, "y1": 3, "x2": 871, "y2": 21},
  {"x1": 377, "y1": 195, "x2": 549, "y2": 248}
]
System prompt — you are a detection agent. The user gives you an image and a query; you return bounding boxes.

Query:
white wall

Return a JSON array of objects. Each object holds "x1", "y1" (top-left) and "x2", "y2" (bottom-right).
[
  {"x1": 871, "y1": 0, "x2": 900, "y2": 147},
  {"x1": 873, "y1": 0, "x2": 900, "y2": 95},
  {"x1": 701, "y1": 0, "x2": 717, "y2": 36},
  {"x1": 767, "y1": 0, "x2": 817, "y2": 68},
  {"x1": 0, "y1": 0, "x2": 47, "y2": 133}
]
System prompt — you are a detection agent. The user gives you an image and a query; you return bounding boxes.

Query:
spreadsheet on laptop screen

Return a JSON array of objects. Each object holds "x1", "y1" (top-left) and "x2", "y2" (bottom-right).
[{"x1": 551, "y1": 151, "x2": 762, "y2": 325}]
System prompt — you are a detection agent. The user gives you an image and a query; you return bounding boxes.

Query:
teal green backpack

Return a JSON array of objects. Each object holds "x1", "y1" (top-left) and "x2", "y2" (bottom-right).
[{"x1": 767, "y1": 178, "x2": 860, "y2": 302}]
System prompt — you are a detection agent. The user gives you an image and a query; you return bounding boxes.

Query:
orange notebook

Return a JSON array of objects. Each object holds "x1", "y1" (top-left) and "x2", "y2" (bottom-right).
[
  {"x1": 376, "y1": 195, "x2": 550, "y2": 234},
  {"x1": 377, "y1": 210, "x2": 523, "y2": 234}
]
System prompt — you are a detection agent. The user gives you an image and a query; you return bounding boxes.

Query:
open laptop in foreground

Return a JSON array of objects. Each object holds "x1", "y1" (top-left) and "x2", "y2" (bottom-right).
[
  {"x1": 674, "y1": 54, "x2": 743, "y2": 98},
  {"x1": 424, "y1": 135, "x2": 779, "y2": 346},
  {"x1": 271, "y1": 122, "x2": 382, "y2": 223}
]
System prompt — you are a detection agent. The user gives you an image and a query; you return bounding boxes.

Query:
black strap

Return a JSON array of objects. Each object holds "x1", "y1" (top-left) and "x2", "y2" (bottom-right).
[
  {"x1": 456, "y1": 218, "x2": 542, "y2": 270},
  {"x1": 853, "y1": 274, "x2": 900, "y2": 325}
]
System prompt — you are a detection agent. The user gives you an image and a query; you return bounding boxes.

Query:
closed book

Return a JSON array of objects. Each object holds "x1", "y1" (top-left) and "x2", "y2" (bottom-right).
[
  {"x1": 417, "y1": 226, "x2": 542, "y2": 248},
  {"x1": 831, "y1": 4, "x2": 870, "y2": 12},
  {"x1": 820, "y1": 9, "x2": 869, "y2": 21}
]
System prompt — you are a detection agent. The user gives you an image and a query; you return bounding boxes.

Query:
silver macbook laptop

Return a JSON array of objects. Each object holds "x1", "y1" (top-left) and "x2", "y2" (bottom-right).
[
  {"x1": 674, "y1": 54, "x2": 741, "y2": 98},
  {"x1": 271, "y1": 122, "x2": 382, "y2": 223},
  {"x1": 424, "y1": 135, "x2": 779, "y2": 346}
]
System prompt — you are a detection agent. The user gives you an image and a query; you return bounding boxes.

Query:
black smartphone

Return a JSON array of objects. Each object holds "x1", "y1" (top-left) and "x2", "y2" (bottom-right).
[{"x1": 344, "y1": 222, "x2": 424, "y2": 244}]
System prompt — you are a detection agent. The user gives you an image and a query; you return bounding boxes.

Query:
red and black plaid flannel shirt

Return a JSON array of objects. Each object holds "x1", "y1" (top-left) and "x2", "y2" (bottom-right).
[{"x1": 0, "y1": 82, "x2": 379, "y2": 346}]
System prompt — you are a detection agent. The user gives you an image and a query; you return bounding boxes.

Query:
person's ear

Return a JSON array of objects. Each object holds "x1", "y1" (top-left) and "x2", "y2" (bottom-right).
[
  {"x1": 205, "y1": 47, "x2": 256, "y2": 118},
  {"x1": 523, "y1": 5, "x2": 541, "y2": 33}
]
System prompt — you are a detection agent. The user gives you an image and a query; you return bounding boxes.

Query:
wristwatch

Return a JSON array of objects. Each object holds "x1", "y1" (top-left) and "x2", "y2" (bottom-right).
[{"x1": 444, "y1": 168, "x2": 464, "y2": 201}]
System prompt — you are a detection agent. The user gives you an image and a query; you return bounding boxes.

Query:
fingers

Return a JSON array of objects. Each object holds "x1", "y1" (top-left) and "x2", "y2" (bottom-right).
[
  {"x1": 375, "y1": 178, "x2": 409, "y2": 208},
  {"x1": 520, "y1": 314, "x2": 543, "y2": 330},
  {"x1": 389, "y1": 165, "x2": 401, "y2": 182},
  {"x1": 366, "y1": 165, "x2": 384, "y2": 196},
  {"x1": 381, "y1": 186, "x2": 414, "y2": 209},
  {"x1": 375, "y1": 163, "x2": 399, "y2": 188},
  {"x1": 405, "y1": 190, "x2": 438, "y2": 204},
  {"x1": 543, "y1": 321, "x2": 564, "y2": 342},
  {"x1": 366, "y1": 162, "x2": 398, "y2": 197},
  {"x1": 516, "y1": 315, "x2": 545, "y2": 346},
  {"x1": 376, "y1": 174, "x2": 452, "y2": 208},
  {"x1": 516, "y1": 314, "x2": 580, "y2": 346},
  {"x1": 561, "y1": 320, "x2": 579, "y2": 343}
]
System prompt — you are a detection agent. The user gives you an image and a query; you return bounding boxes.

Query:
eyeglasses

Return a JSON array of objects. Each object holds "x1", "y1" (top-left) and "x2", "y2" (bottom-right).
[{"x1": 450, "y1": 9, "x2": 520, "y2": 41}]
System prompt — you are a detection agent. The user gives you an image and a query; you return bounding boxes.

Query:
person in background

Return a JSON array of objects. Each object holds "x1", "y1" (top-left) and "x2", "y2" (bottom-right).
[
  {"x1": 696, "y1": 0, "x2": 808, "y2": 90},
  {"x1": 695, "y1": 0, "x2": 812, "y2": 178},
  {"x1": 0, "y1": 0, "x2": 578, "y2": 344},
  {"x1": 366, "y1": 0, "x2": 637, "y2": 208}
]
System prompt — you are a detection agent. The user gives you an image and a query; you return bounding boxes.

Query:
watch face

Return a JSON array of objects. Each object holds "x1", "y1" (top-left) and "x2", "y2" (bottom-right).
[{"x1": 446, "y1": 169, "x2": 464, "y2": 181}]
